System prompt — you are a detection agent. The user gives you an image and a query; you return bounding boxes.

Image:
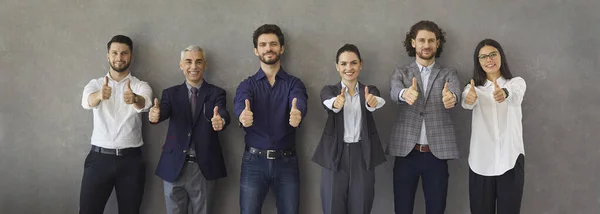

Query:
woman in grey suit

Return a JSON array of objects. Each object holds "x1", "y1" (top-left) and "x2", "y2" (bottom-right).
[
  {"x1": 311, "y1": 44, "x2": 386, "y2": 214},
  {"x1": 462, "y1": 39, "x2": 526, "y2": 214}
]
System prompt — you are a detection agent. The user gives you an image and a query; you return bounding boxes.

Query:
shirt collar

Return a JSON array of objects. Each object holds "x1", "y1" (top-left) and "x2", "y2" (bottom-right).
[
  {"x1": 253, "y1": 66, "x2": 289, "y2": 81},
  {"x1": 105, "y1": 72, "x2": 132, "y2": 83},
  {"x1": 185, "y1": 81, "x2": 202, "y2": 91},
  {"x1": 340, "y1": 81, "x2": 360, "y2": 93},
  {"x1": 483, "y1": 76, "x2": 507, "y2": 88},
  {"x1": 415, "y1": 61, "x2": 435, "y2": 73}
]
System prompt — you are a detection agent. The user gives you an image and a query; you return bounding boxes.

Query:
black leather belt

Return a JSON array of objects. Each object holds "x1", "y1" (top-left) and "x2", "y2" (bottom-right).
[
  {"x1": 246, "y1": 146, "x2": 295, "y2": 160},
  {"x1": 91, "y1": 145, "x2": 141, "y2": 156}
]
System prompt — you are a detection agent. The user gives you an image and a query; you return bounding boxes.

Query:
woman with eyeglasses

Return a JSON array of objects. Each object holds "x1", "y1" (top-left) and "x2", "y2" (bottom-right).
[
  {"x1": 311, "y1": 44, "x2": 386, "y2": 214},
  {"x1": 462, "y1": 38, "x2": 526, "y2": 214}
]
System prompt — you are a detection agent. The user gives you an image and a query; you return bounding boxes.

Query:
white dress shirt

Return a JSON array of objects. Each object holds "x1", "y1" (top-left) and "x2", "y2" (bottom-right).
[
  {"x1": 323, "y1": 82, "x2": 385, "y2": 143},
  {"x1": 462, "y1": 76, "x2": 526, "y2": 176},
  {"x1": 81, "y1": 73, "x2": 153, "y2": 149}
]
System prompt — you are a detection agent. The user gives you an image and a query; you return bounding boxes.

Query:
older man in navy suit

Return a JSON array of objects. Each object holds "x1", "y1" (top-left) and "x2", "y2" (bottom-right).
[{"x1": 150, "y1": 45, "x2": 230, "y2": 214}]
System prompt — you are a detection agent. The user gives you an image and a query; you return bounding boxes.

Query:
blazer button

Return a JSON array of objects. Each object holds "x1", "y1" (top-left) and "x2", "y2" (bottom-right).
[
  {"x1": 188, "y1": 133, "x2": 191, "y2": 137},
  {"x1": 419, "y1": 112, "x2": 424, "y2": 116},
  {"x1": 183, "y1": 150, "x2": 187, "y2": 154}
]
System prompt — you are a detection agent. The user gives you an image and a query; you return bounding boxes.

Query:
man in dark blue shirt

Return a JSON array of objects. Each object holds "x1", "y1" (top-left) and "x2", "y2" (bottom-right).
[{"x1": 234, "y1": 24, "x2": 308, "y2": 214}]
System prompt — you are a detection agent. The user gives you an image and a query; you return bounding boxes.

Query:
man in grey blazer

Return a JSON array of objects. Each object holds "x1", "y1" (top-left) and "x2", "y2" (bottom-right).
[{"x1": 388, "y1": 20, "x2": 461, "y2": 214}]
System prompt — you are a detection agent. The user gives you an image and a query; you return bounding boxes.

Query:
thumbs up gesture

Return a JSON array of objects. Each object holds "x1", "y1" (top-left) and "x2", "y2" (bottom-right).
[
  {"x1": 365, "y1": 86, "x2": 378, "y2": 108},
  {"x1": 101, "y1": 76, "x2": 112, "y2": 100},
  {"x1": 123, "y1": 79, "x2": 137, "y2": 104},
  {"x1": 333, "y1": 87, "x2": 346, "y2": 109},
  {"x1": 465, "y1": 79, "x2": 478, "y2": 105},
  {"x1": 442, "y1": 82, "x2": 455, "y2": 109},
  {"x1": 493, "y1": 78, "x2": 506, "y2": 103},
  {"x1": 402, "y1": 77, "x2": 419, "y2": 105},
  {"x1": 211, "y1": 106, "x2": 224, "y2": 131},
  {"x1": 239, "y1": 99, "x2": 254, "y2": 127},
  {"x1": 149, "y1": 98, "x2": 160, "y2": 123},
  {"x1": 289, "y1": 98, "x2": 302, "y2": 127}
]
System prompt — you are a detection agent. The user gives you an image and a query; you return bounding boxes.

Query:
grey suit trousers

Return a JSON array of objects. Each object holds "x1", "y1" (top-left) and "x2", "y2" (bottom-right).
[
  {"x1": 163, "y1": 161, "x2": 215, "y2": 214},
  {"x1": 321, "y1": 143, "x2": 375, "y2": 214}
]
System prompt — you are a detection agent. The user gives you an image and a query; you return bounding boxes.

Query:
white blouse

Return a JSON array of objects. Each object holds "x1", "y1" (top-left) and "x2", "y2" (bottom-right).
[{"x1": 462, "y1": 76, "x2": 526, "y2": 176}]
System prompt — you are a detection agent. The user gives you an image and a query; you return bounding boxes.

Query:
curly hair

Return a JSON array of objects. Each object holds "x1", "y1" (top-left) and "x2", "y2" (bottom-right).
[{"x1": 403, "y1": 20, "x2": 446, "y2": 58}]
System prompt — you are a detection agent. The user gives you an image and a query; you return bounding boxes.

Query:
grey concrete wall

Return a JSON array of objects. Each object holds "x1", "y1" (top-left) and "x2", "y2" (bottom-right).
[{"x1": 1, "y1": 0, "x2": 599, "y2": 213}]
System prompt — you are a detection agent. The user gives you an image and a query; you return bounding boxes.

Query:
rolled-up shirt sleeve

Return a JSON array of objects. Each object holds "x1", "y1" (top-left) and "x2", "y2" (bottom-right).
[
  {"x1": 82, "y1": 79, "x2": 100, "y2": 110},
  {"x1": 132, "y1": 80, "x2": 153, "y2": 113}
]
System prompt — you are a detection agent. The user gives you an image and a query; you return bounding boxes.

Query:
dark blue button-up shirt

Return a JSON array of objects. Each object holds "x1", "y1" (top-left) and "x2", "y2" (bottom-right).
[{"x1": 234, "y1": 67, "x2": 308, "y2": 150}]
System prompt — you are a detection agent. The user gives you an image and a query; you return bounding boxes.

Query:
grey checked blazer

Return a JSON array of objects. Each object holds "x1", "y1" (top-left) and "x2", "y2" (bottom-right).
[{"x1": 387, "y1": 61, "x2": 461, "y2": 160}]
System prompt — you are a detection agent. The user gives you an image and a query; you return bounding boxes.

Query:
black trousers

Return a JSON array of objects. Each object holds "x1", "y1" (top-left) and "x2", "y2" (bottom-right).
[
  {"x1": 469, "y1": 154, "x2": 524, "y2": 214},
  {"x1": 393, "y1": 150, "x2": 449, "y2": 214},
  {"x1": 320, "y1": 143, "x2": 375, "y2": 214},
  {"x1": 79, "y1": 149, "x2": 146, "y2": 214}
]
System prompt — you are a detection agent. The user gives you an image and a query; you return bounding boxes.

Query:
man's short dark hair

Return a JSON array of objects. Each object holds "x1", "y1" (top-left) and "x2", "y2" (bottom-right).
[
  {"x1": 107, "y1": 35, "x2": 133, "y2": 52},
  {"x1": 403, "y1": 20, "x2": 446, "y2": 58},
  {"x1": 336, "y1": 44, "x2": 362, "y2": 63},
  {"x1": 252, "y1": 24, "x2": 284, "y2": 48}
]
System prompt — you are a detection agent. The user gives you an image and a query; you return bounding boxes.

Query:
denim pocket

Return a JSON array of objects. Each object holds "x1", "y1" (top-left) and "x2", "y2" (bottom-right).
[
  {"x1": 283, "y1": 155, "x2": 298, "y2": 164},
  {"x1": 242, "y1": 151, "x2": 255, "y2": 163}
]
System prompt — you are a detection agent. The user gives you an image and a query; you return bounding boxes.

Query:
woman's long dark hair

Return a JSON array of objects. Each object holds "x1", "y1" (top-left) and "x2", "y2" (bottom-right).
[{"x1": 472, "y1": 39, "x2": 513, "y2": 86}]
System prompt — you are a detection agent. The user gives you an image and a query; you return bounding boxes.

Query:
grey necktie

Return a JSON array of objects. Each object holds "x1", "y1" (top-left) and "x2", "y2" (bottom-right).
[{"x1": 191, "y1": 87, "x2": 198, "y2": 119}]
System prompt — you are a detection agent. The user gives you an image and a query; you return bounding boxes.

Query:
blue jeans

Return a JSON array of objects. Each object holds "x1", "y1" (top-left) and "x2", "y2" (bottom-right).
[{"x1": 239, "y1": 151, "x2": 299, "y2": 214}]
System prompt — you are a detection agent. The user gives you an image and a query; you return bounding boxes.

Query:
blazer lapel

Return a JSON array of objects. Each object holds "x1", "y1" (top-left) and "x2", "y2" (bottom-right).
[
  {"x1": 424, "y1": 63, "x2": 441, "y2": 105},
  {"x1": 358, "y1": 82, "x2": 372, "y2": 169},
  {"x1": 192, "y1": 82, "x2": 208, "y2": 126},
  {"x1": 176, "y1": 83, "x2": 193, "y2": 126},
  {"x1": 335, "y1": 82, "x2": 345, "y2": 138},
  {"x1": 409, "y1": 62, "x2": 424, "y2": 94}
]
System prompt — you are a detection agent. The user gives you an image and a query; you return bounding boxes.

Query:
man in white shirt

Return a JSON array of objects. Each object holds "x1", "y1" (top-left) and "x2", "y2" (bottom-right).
[{"x1": 79, "y1": 35, "x2": 153, "y2": 214}]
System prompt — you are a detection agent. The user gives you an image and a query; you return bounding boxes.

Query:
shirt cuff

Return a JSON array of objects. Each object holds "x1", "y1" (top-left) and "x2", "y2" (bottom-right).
[
  {"x1": 398, "y1": 89, "x2": 407, "y2": 102},
  {"x1": 366, "y1": 96, "x2": 386, "y2": 112},
  {"x1": 81, "y1": 91, "x2": 99, "y2": 110},
  {"x1": 323, "y1": 97, "x2": 341, "y2": 113}
]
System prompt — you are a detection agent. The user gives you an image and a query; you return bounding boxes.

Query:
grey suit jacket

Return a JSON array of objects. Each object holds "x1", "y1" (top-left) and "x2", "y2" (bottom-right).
[
  {"x1": 387, "y1": 61, "x2": 461, "y2": 160},
  {"x1": 312, "y1": 82, "x2": 386, "y2": 171}
]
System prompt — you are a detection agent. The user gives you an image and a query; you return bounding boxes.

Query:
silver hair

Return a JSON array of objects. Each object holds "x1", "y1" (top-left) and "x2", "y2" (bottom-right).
[{"x1": 180, "y1": 45, "x2": 207, "y2": 61}]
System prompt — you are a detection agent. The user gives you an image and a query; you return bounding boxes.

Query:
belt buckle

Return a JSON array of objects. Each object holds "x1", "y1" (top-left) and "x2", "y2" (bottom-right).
[
  {"x1": 419, "y1": 145, "x2": 424, "y2": 152},
  {"x1": 266, "y1": 150, "x2": 276, "y2": 160},
  {"x1": 115, "y1": 148, "x2": 122, "y2": 156}
]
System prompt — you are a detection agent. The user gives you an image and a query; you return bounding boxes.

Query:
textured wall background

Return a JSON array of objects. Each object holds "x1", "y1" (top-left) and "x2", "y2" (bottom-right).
[{"x1": 1, "y1": 0, "x2": 599, "y2": 213}]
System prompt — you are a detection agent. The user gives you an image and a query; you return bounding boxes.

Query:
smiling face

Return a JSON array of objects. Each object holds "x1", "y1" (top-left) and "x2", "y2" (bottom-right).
[
  {"x1": 478, "y1": 45, "x2": 502, "y2": 75},
  {"x1": 336, "y1": 51, "x2": 362, "y2": 83},
  {"x1": 254, "y1": 33, "x2": 284, "y2": 65},
  {"x1": 180, "y1": 50, "x2": 206, "y2": 85},
  {"x1": 412, "y1": 30, "x2": 439, "y2": 61},
  {"x1": 107, "y1": 42, "x2": 132, "y2": 73}
]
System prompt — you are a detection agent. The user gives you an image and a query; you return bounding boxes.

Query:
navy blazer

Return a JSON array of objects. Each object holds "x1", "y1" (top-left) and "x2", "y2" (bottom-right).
[
  {"x1": 311, "y1": 82, "x2": 386, "y2": 171},
  {"x1": 153, "y1": 81, "x2": 230, "y2": 182}
]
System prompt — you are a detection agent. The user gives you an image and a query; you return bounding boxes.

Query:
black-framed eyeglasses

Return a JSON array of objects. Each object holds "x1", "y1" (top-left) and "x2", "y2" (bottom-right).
[{"x1": 478, "y1": 51, "x2": 499, "y2": 61}]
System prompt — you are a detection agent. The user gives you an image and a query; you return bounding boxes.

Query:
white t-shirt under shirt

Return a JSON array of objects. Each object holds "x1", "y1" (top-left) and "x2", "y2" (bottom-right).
[
  {"x1": 462, "y1": 76, "x2": 526, "y2": 176},
  {"x1": 81, "y1": 72, "x2": 153, "y2": 149}
]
